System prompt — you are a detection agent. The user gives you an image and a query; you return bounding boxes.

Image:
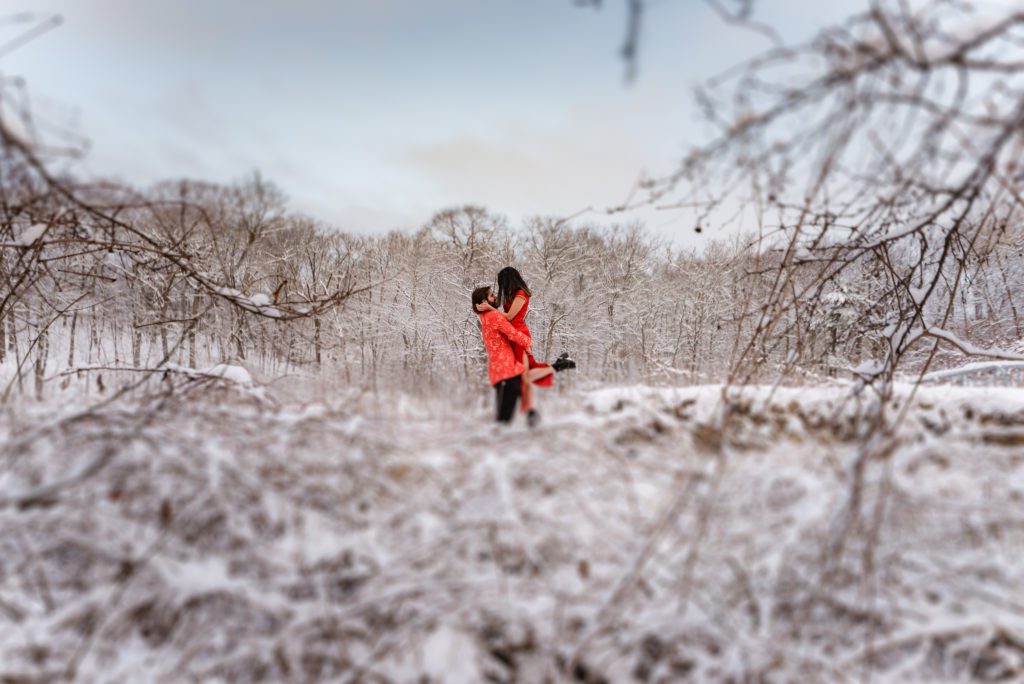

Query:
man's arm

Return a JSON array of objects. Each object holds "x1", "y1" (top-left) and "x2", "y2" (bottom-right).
[{"x1": 494, "y1": 315, "x2": 531, "y2": 350}]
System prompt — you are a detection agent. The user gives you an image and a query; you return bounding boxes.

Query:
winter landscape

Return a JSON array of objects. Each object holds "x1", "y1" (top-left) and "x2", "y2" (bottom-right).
[{"x1": 4, "y1": 1, "x2": 1024, "y2": 682}]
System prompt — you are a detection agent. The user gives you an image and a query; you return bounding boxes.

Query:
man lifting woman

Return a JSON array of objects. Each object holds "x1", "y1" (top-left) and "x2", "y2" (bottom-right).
[{"x1": 472, "y1": 267, "x2": 575, "y2": 425}]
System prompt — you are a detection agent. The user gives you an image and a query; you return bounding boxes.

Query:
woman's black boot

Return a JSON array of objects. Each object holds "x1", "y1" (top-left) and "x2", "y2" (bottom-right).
[{"x1": 552, "y1": 352, "x2": 576, "y2": 372}]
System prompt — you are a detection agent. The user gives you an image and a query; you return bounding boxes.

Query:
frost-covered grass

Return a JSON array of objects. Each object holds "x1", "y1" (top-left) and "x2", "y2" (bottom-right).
[{"x1": 1, "y1": 382, "x2": 1023, "y2": 682}]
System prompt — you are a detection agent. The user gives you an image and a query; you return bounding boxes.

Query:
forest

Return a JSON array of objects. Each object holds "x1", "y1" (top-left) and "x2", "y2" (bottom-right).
[{"x1": 3, "y1": 0, "x2": 1024, "y2": 682}]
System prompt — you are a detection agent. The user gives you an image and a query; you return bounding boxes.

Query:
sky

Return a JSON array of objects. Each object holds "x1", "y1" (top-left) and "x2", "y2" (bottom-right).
[{"x1": 1, "y1": 0, "x2": 864, "y2": 245}]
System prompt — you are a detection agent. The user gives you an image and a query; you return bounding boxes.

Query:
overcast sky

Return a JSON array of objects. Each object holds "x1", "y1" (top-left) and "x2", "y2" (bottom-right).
[{"x1": 2, "y1": 0, "x2": 863, "y2": 245}]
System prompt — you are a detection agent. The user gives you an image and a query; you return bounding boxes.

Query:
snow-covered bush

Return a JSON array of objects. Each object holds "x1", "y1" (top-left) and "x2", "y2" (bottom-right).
[{"x1": 2, "y1": 385, "x2": 1022, "y2": 682}]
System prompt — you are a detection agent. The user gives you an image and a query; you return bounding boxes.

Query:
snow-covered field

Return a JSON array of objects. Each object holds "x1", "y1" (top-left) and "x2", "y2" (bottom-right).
[{"x1": 2, "y1": 382, "x2": 1023, "y2": 682}]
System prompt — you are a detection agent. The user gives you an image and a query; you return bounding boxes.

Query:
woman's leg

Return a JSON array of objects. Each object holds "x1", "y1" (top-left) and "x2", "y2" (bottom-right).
[
  {"x1": 524, "y1": 366, "x2": 552, "y2": 426},
  {"x1": 525, "y1": 367, "x2": 554, "y2": 384}
]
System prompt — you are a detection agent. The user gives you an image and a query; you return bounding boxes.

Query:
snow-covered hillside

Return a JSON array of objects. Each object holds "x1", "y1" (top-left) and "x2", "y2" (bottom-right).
[{"x1": 2, "y1": 384, "x2": 1023, "y2": 682}]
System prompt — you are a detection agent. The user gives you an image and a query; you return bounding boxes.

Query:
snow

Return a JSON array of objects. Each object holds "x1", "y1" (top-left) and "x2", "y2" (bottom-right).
[
  {"x1": 201, "y1": 363, "x2": 253, "y2": 385},
  {"x1": 920, "y1": 360, "x2": 1024, "y2": 383},
  {"x1": 850, "y1": 359, "x2": 884, "y2": 376},
  {"x1": 822, "y1": 290, "x2": 847, "y2": 306},
  {"x1": 0, "y1": 108, "x2": 30, "y2": 147},
  {"x1": 926, "y1": 326, "x2": 1024, "y2": 361},
  {"x1": 7, "y1": 223, "x2": 47, "y2": 246},
  {"x1": 400, "y1": 625, "x2": 484, "y2": 684},
  {"x1": 211, "y1": 286, "x2": 284, "y2": 318},
  {"x1": 909, "y1": 285, "x2": 928, "y2": 304},
  {"x1": 3, "y1": 384, "x2": 1024, "y2": 681}
]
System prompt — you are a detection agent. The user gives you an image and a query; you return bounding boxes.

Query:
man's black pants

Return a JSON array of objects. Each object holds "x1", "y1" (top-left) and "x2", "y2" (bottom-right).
[{"x1": 494, "y1": 377, "x2": 521, "y2": 423}]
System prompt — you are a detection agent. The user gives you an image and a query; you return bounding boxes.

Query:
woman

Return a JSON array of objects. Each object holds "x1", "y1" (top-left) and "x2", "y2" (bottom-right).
[{"x1": 483, "y1": 267, "x2": 574, "y2": 426}]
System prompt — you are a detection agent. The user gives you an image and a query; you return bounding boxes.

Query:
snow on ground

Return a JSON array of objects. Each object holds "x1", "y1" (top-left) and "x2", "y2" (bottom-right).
[
  {"x1": 6, "y1": 223, "x2": 48, "y2": 247},
  {"x1": 1, "y1": 383, "x2": 1023, "y2": 682}
]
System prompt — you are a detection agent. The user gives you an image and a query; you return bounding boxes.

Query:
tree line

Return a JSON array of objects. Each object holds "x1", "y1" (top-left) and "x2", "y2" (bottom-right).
[{"x1": 3, "y1": 164, "x2": 1015, "y2": 404}]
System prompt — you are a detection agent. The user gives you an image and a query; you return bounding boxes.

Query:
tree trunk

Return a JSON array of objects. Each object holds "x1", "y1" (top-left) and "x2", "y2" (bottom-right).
[
  {"x1": 35, "y1": 326, "x2": 48, "y2": 400},
  {"x1": 189, "y1": 293, "x2": 200, "y2": 368},
  {"x1": 233, "y1": 310, "x2": 246, "y2": 360},
  {"x1": 133, "y1": 326, "x2": 141, "y2": 367},
  {"x1": 111, "y1": 318, "x2": 120, "y2": 366},
  {"x1": 314, "y1": 317, "x2": 322, "y2": 365},
  {"x1": 67, "y1": 312, "x2": 78, "y2": 368}
]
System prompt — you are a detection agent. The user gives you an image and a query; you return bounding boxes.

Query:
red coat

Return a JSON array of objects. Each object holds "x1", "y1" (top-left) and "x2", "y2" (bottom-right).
[{"x1": 478, "y1": 310, "x2": 532, "y2": 385}]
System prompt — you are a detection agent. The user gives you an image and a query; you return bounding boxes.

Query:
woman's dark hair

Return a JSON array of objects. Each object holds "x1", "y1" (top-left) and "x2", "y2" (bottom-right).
[
  {"x1": 496, "y1": 267, "x2": 530, "y2": 309},
  {"x1": 471, "y1": 286, "x2": 492, "y2": 315}
]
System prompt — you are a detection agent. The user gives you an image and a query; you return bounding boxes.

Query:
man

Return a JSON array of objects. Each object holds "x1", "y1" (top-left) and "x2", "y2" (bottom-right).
[{"x1": 472, "y1": 285, "x2": 532, "y2": 423}]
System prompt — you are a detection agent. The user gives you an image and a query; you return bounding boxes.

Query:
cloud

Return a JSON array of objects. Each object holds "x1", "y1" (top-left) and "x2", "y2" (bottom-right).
[
  {"x1": 16, "y1": 0, "x2": 716, "y2": 245},
  {"x1": 63, "y1": 0, "x2": 474, "y2": 58},
  {"x1": 403, "y1": 94, "x2": 683, "y2": 220},
  {"x1": 319, "y1": 203, "x2": 424, "y2": 234}
]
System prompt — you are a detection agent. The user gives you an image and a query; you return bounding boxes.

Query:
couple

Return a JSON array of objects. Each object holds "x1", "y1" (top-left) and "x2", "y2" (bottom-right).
[{"x1": 472, "y1": 267, "x2": 575, "y2": 426}]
